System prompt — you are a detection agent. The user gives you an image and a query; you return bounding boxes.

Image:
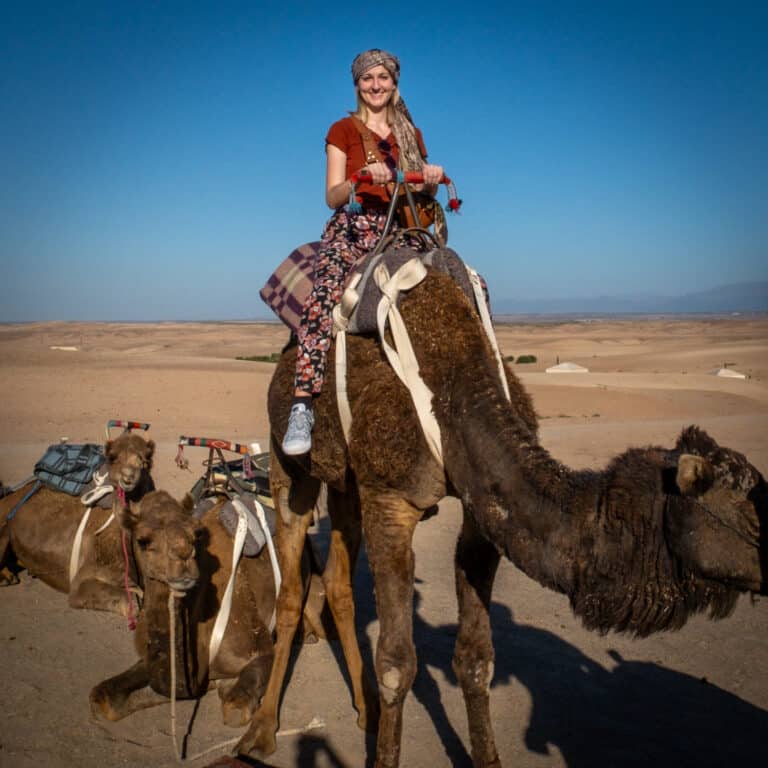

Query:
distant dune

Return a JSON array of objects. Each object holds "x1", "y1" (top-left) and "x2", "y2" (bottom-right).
[{"x1": 493, "y1": 280, "x2": 768, "y2": 315}]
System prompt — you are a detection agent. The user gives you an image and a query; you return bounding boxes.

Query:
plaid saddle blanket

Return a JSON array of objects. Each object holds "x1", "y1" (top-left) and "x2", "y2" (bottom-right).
[
  {"x1": 259, "y1": 242, "x2": 322, "y2": 334},
  {"x1": 260, "y1": 242, "x2": 487, "y2": 335}
]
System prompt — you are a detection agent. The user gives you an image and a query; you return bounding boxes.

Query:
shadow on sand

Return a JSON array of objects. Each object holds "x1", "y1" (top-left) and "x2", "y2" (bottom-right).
[{"x1": 301, "y1": 556, "x2": 768, "y2": 768}]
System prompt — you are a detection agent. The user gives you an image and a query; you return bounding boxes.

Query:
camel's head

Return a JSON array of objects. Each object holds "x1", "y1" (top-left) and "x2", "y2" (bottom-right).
[
  {"x1": 665, "y1": 426, "x2": 767, "y2": 596},
  {"x1": 105, "y1": 433, "x2": 155, "y2": 493},
  {"x1": 118, "y1": 491, "x2": 202, "y2": 593}
]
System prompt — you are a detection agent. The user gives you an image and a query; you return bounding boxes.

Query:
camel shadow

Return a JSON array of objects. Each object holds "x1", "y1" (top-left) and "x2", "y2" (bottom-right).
[
  {"x1": 310, "y1": 518, "x2": 768, "y2": 768},
  {"x1": 412, "y1": 599, "x2": 768, "y2": 767}
]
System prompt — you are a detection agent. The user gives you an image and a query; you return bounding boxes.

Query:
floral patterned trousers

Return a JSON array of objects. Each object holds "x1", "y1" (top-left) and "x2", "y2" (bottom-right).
[{"x1": 294, "y1": 207, "x2": 393, "y2": 395}]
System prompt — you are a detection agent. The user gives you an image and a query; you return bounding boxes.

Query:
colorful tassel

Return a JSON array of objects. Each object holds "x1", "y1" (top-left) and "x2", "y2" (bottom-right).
[{"x1": 445, "y1": 179, "x2": 462, "y2": 213}]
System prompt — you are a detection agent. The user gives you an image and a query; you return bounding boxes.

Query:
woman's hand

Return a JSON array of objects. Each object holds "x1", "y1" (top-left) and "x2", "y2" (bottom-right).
[
  {"x1": 361, "y1": 162, "x2": 393, "y2": 185},
  {"x1": 421, "y1": 164, "x2": 444, "y2": 186}
]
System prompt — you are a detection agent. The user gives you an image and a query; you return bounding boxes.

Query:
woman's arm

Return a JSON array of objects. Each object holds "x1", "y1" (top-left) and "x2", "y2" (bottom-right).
[
  {"x1": 325, "y1": 145, "x2": 353, "y2": 209},
  {"x1": 325, "y1": 144, "x2": 396, "y2": 209}
]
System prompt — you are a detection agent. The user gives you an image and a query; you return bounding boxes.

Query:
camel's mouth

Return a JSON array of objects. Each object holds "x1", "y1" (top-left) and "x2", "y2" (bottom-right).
[
  {"x1": 118, "y1": 477, "x2": 140, "y2": 492},
  {"x1": 167, "y1": 576, "x2": 197, "y2": 593}
]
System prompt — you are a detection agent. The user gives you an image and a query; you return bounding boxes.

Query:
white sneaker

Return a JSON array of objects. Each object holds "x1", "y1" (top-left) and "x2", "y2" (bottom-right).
[{"x1": 282, "y1": 402, "x2": 315, "y2": 455}]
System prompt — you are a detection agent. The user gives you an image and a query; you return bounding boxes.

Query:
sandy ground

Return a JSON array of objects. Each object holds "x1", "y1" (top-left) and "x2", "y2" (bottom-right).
[{"x1": 0, "y1": 317, "x2": 766, "y2": 768}]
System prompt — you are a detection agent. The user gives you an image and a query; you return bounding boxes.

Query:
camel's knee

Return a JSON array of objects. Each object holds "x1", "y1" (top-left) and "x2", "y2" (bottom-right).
[
  {"x1": 275, "y1": 584, "x2": 306, "y2": 629},
  {"x1": 324, "y1": 576, "x2": 355, "y2": 616},
  {"x1": 376, "y1": 643, "x2": 416, "y2": 706},
  {"x1": 452, "y1": 655, "x2": 495, "y2": 697}
]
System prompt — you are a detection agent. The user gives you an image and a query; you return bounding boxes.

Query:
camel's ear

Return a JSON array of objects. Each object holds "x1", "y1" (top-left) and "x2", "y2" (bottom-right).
[
  {"x1": 181, "y1": 493, "x2": 196, "y2": 513},
  {"x1": 676, "y1": 454, "x2": 714, "y2": 496},
  {"x1": 104, "y1": 439, "x2": 116, "y2": 463},
  {"x1": 143, "y1": 439, "x2": 156, "y2": 469}
]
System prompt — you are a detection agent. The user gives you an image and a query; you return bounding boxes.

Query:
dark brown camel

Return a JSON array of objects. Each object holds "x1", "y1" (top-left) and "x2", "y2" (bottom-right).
[
  {"x1": 90, "y1": 489, "x2": 325, "y2": 726},
  {"x1": 237, "y1": 270, "x2": 767, "y2": 767},
  {"x1": 0, "y1": 432, "x2": 156, "y2": 615}
]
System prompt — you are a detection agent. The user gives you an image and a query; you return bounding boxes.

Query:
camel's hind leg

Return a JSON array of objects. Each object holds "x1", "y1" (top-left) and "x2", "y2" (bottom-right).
[
  {"x1": 453, "y1": 509, "x2": 501, "y2": 768},
  {"x1": 361, "y1": 489, "x2": 422, "y2": 768},
  {"x1": 237, "y1": 449, "x2": 319, "y2": 758},
  {"x1": 323, "y1": 483, "x2": 379, "y2": 732},
  {"x1": 69, "y1": 567, "x2": 136, "y2": 615}
]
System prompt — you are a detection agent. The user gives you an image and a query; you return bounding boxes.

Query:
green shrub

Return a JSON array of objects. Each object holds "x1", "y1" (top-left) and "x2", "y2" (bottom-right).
[
  {"x1": 503, "y1": 355, "x2": 515, "y2": 362},
  {"x1": 516, "y1": 354, "x2": 537, "y2": 364},
  {"x1": 236, "y1": 353, "x2": 282, "y2": 363}
]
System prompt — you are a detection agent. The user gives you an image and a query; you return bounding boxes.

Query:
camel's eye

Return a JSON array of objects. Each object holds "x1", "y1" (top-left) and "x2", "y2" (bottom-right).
[{"x1": 137, "y1": 535, "x2": 153, "y2": 551}]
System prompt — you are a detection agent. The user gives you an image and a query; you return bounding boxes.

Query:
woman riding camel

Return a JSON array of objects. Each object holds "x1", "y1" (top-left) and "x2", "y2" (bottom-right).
[{"x1": 282, "y1": 48, "x2": 444, "y2": 455}]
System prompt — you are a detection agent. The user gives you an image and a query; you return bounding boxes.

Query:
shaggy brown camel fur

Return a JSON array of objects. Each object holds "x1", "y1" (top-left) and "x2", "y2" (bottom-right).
[
  {"x1": 237, "y1": 269, "x2": 767, "y2": 768},
  {"x1": 0, "y1": 432, "x2": 155, "y2": 615},
  {"x1": 90, "y1": 490, "x2": 281, "y2": 725}
]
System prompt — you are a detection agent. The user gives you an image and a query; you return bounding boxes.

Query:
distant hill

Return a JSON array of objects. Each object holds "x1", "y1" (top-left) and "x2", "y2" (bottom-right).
[{"x1": 492, "y1": 281, "x2": 768, "y2": 315}]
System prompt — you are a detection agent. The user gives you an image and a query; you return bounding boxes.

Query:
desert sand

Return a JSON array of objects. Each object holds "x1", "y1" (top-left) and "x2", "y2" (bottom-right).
[{"x1": 1, "y1": 317, "x2": 766, "y2": 768}]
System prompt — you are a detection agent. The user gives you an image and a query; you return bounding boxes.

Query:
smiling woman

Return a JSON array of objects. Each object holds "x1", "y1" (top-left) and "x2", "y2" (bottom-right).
[{"x1": 280, "y1": 48, "x2": 446, "y2": 457}]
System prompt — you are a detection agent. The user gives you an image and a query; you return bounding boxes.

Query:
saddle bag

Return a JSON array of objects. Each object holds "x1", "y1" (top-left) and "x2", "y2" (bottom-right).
[{"x1": 34, "y1": 443, "x2": 105, "y2": 496}]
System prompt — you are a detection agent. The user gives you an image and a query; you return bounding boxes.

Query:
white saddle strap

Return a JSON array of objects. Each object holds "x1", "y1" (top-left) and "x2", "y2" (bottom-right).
[
  {"x1": 466, "y1": 266, "x2": 511, "y2": 401},
  {"x1": 252, "y1": 499, "x2": 281, "y2": 633},
  {"x1": 93, "y1": 513, "x2": 115, "y2": 535},
  {"x1": 69, "y1": 506, "x2": 92, "y2": 584},
  {"x1": 208, "y1": 499, "x2": 247, "y2": 667},
  {"x1": 208, "y1": 497, "x2": 281, "y2": 668},
  {"x1": 332, "y1": 273, "x2": 364, "y2": 444},
  {"x1": 72, "y1": 466, "x2": 117, "y2": 581},
  {"x1": 374, "y1": 259, "x2": 443, "y2": 465}
]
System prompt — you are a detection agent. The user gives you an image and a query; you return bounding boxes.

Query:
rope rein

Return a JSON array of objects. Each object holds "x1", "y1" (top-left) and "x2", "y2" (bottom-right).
[{"x1": 117, "y1": 485, "x2": 137, "y2": 631}]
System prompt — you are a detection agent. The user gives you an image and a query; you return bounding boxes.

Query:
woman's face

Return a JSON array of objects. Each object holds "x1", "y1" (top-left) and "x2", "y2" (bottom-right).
[{"x1": 357, "y1": 65, "x2": 395, "y2": 111}]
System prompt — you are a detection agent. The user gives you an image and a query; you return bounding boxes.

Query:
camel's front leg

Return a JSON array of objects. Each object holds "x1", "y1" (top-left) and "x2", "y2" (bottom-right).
[
  {"x1": 90, "y1": 660, "x2": 167, "y2": 721},
  {"x1": 453, "y1": 510, "x2": 501, "y2": 768},
  {"x1": 324, "y1": 483, "x2": 379, "y2": 732},
  {"x1": 218, "y1": 650, "x2": 275, "y2": 727},
  {"x1": 361, "y1": 489, "x2": 421, "y2": 768},
  {"x1": 237, "y1": 451, "x2": 319, "y2": 758}
]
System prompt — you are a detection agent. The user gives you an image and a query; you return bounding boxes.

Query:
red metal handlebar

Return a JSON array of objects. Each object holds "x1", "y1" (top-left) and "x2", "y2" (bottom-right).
[
  {"x1": 350, "y1": 169, "x2": 452, "y2": 186},
  {"x1": 177, "y1": 436, "x2": 251, "y2": 455},
  {"x1": 348, "y1": 169, "x2": 462, "y2": 213}
]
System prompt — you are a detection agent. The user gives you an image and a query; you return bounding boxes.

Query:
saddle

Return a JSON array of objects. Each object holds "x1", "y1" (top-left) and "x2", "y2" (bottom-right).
[
  {"x1": 193, "y1": 493, "x2": 277, "y2": 557},
  {"x1": 185, "y1": 449, "x2": 275, "y2": 557},
  {"x1": 34, "y1": 443, "x2": 106, "y2": 496}
]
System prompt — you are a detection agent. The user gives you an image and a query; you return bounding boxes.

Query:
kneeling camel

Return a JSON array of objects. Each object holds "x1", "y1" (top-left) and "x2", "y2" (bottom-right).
[
  {"x1": 90, "y1": 489, "x2": 324, "y2": 727},
  {"x1": 0, "y1": 432, "x2": 155, "y2": 616}
]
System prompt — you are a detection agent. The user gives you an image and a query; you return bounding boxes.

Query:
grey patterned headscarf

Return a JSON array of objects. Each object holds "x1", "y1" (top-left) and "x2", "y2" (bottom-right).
[{"x1": 351, "y1": 49, "x2": 424, "y2": 172}]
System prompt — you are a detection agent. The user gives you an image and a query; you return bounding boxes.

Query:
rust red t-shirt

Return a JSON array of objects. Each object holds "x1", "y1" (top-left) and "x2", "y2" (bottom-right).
[{"x1": 326, "y1": 116, "x2": 428, "y2": 208}]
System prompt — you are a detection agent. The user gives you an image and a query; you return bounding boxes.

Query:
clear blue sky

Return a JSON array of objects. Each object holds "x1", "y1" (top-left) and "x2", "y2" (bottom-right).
[{"x1": 2, "y1": 0, "x2": 766, "y2": 321}]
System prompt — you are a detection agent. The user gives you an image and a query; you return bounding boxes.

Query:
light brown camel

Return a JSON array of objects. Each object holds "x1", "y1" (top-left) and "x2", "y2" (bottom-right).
[
  {"x1": 237, "y1": 269, "x2": 767, "y2": 767},
  {"x1": 89, "y1": 489, "x2": 323, "y2": 726},
  {"x1": 0, "y1": 432, "x2": 156, "y2": 616},
  {"x1": 91, "y1": 490, "x2": 274, "y2": 724}
]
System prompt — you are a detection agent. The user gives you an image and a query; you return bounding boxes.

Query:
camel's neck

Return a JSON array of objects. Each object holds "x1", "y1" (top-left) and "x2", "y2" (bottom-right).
[
  {"x1": 426, "y1": 334, "x2": 601, "y2": 595},
  {"x1": 142, "y1": 579, "x2": 203, "y2": 698},
  {"x1": 127, "y1": 470, "x2": 155, "y2": 502}
]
